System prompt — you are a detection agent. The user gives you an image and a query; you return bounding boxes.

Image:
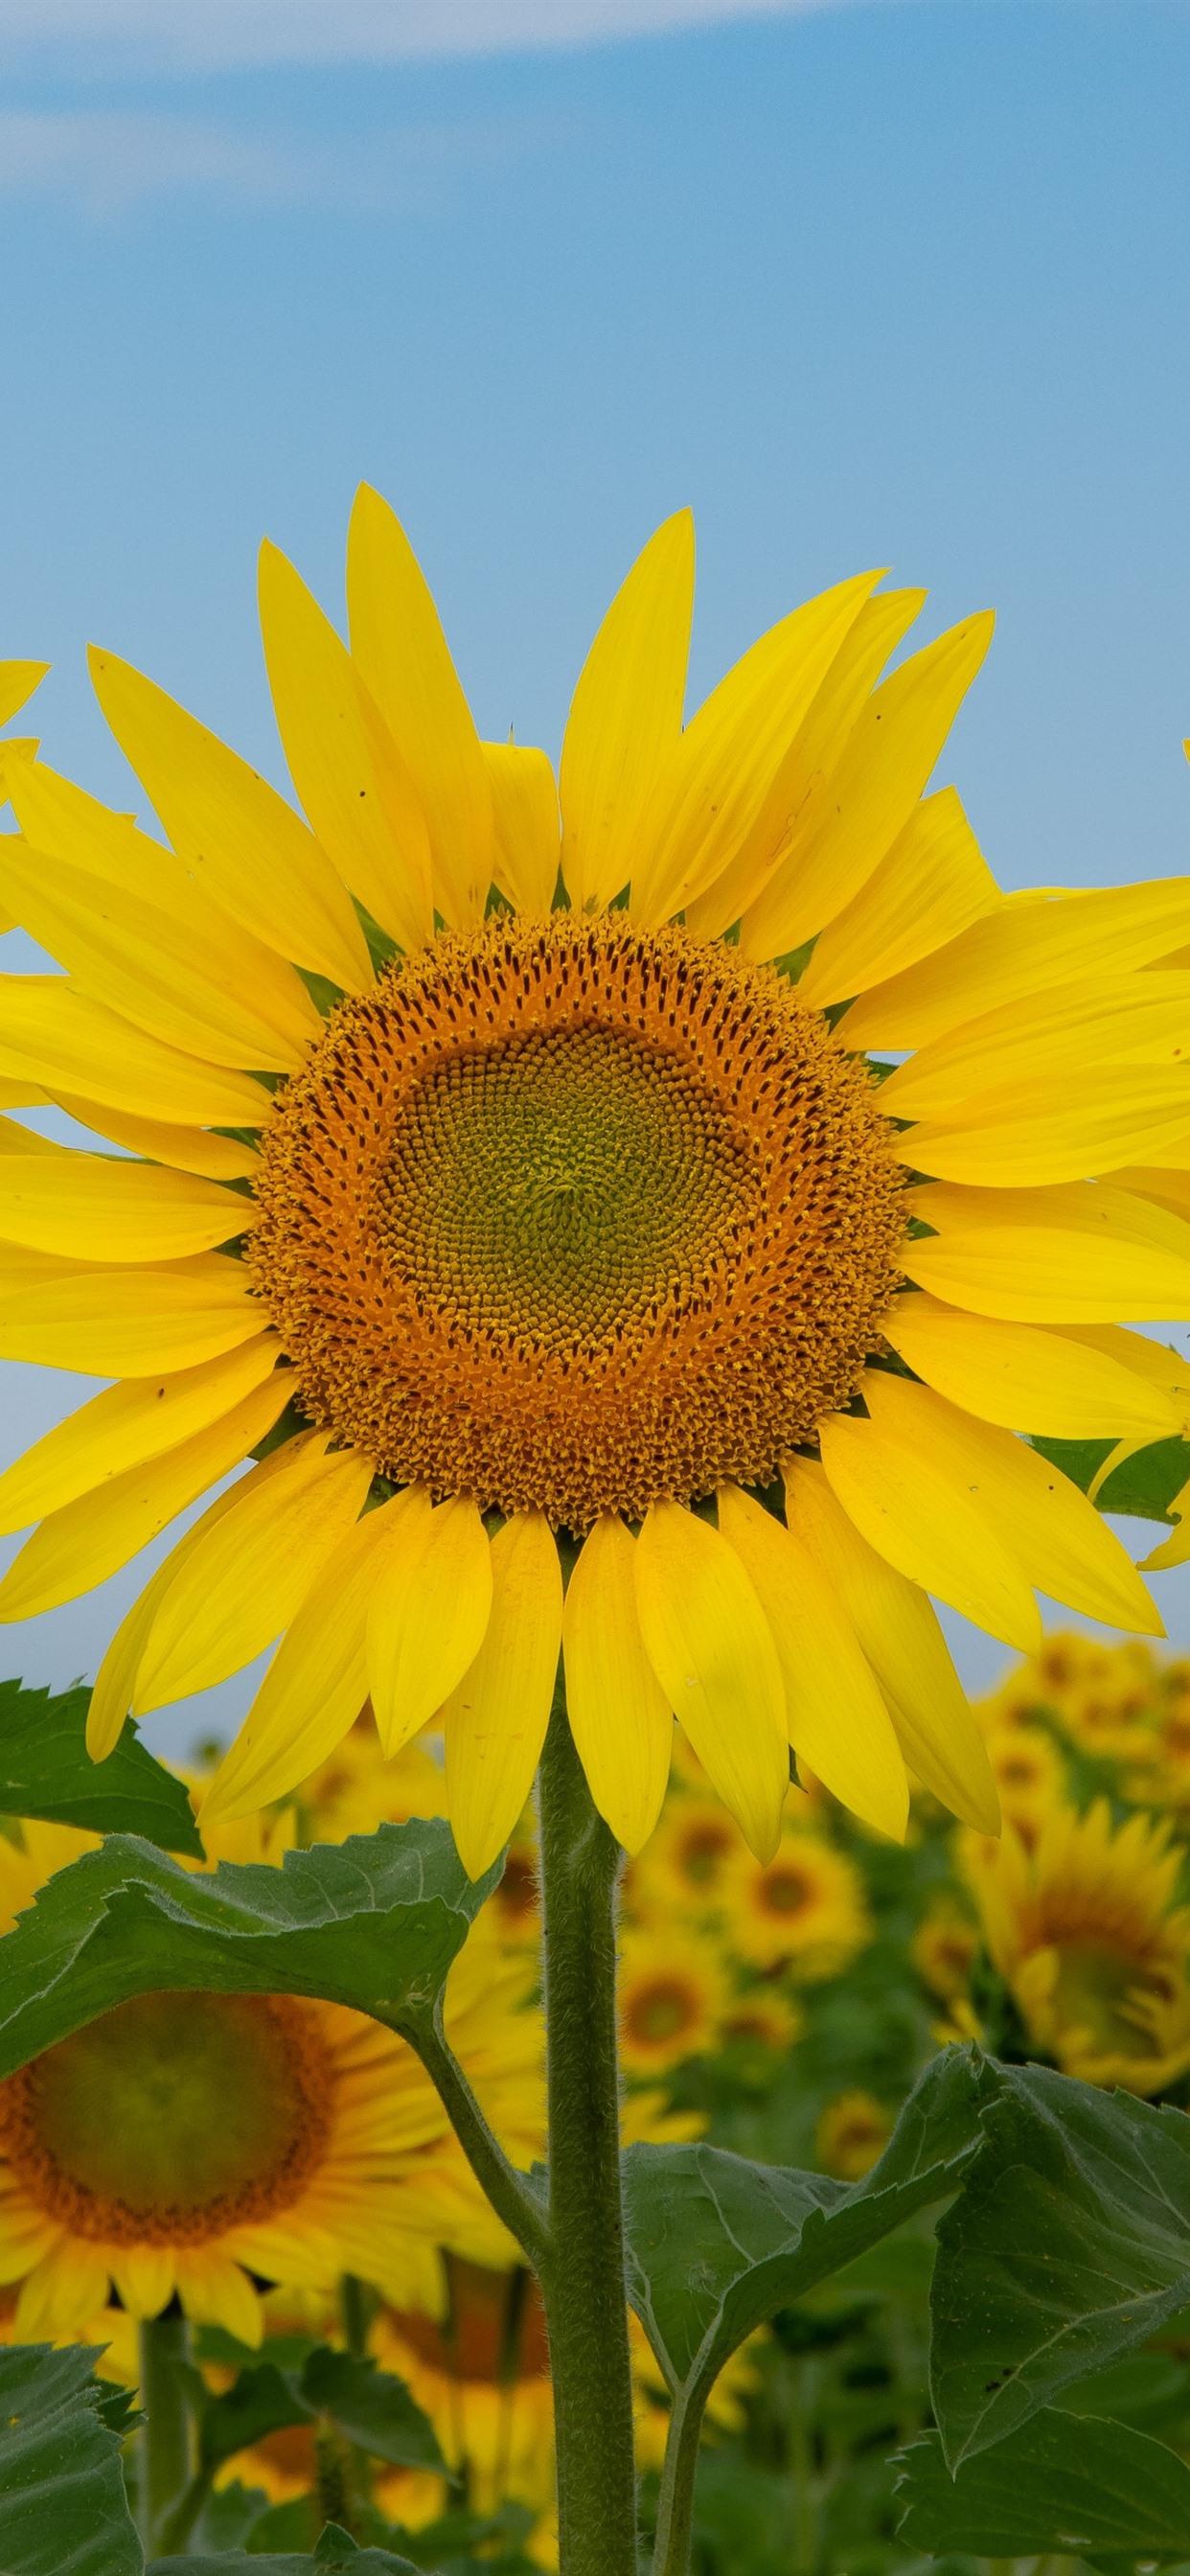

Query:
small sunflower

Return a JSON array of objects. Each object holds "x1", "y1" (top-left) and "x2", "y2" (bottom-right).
[
  {"x1": 721, "y1": 1822, "x2": 871, "y2": 1977},
  {"x1": 911, "y1": 1898, "x2": 980, "y2": 2003},
  {"x1": 959, "y1": 1798, "x2": 1190, "y2": 2093},
  {"x1": 617, "y1": 1924, "x2": 730, "y2": 2074},
  {"x1": 815, "y1": 2090, "x2": 892, "y2": 2180},
  {"x1": 2, "y1": 508, "x2": 1189, "y2": 1874},
  {"x1": 0, "y1": 1821, "x2": 543, "y2": 2343}
]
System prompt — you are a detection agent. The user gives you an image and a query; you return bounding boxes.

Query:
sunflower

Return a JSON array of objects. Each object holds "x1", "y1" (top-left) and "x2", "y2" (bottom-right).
[
  {"x1": 629, "y1": 1791, "x2": 745, "y2": 1920},
  {"x1": 3, "y1": 502, "x2": 1190, "y2": 1876},
  {"x1": 815, "y1": 2090, "x2": 892, "y2": 2181},
  {"x1": 978, "y1": 1718, "x2": 1067, "y2": 1849},
  {"x1": 959, "y1": 1799, "x2": 1190, "y2": 2093},
  {"x1": 911, "y1": 1898, "x2": 980, "y2": 2003},
  {"x1": 617, "y1": 1924, "x2": 730, "y2": 2075},
  {"x1": 721, "y1": 1821, "x2": 871, "y2": 1977},
  {"x1": 0, "y1": 1822, "x2": 543, "y2": 2343}
]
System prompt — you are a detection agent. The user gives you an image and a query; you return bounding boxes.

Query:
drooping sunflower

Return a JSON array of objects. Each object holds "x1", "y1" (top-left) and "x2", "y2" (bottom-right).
[
  {"x1": 0, "y1": 1822, "x2": 543, "y2": 2343},
  {"x1": 2, "y1": 498, "x2": 1190, "y2": 1874},
  {"x1": 959, "y1": 1798, "x2": 1190, "y2": 2093}
]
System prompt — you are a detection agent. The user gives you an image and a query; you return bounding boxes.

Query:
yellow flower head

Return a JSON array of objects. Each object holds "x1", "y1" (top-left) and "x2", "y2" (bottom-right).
[
  {"x1": 0, "y1": 1817, "x2": 544, "y2": 2345},
  {"x1": 617, "y1": 1923, "x2": 730, "y2": 2074},
  {"x1": 721, "y1": 1823, "x2": 871, "y2": 1977},
  {"x1": 978, "y1": 1714, "x2": 1068, "y2": 1848},
  {"x1": 627, "y1": 1790, "x2": 744, "y2": 1922},
  {"x1": 719, "y1": 1989, "x2": 804, "y2": 2054},
  {"x1": 959, "y1": 1798, "x2": 1190, "y2": 2093},
  {"x1": 3, "y1": 498, "x2": 1189, "y2": 1877},
  {"x1": 815, "y1": 2090, "x2": 892, "y2": 2181},
  {"x1": 911, "y1": 1898, "x2": 981, "y2": 2002}
]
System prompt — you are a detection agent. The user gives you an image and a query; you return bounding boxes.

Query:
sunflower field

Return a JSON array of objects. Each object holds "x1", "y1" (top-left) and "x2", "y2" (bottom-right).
[{"x1": 1, "y1": 507, "x2": 1189, "y2": 2575}]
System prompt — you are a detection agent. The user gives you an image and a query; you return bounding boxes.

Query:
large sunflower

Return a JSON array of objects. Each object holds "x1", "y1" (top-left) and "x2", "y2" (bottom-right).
[{"x1": 2, "y1": 498, "x2": 1190, "y2": 1874}]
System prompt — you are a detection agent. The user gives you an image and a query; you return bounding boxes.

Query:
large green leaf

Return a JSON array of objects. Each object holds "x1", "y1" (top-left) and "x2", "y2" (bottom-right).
[
  {"x1": 930, "y1": 2063, "x2": 1190, "y2": 2468},
  {"x1": 195, "y1": 2345, "x2": 443, "y2": 2477},
  {"x1": 0, "y1": 1676, "x2": 202, "y2": 1854},
  {"x1": 0, "y1": 2342, "x2": 142, "y2": 2576},
  {"x1": 625, "y1": 2042, "x2": 986, "y2": 2395},
  {"x1": 151, "y1": 2531, "x2": 418, "y2": 2575},
  {"x1": 1032, "y1": 1432, "x2": 1190, "y2": 1522},
  {"x1": 0, "y1": 1821, "x2": 498, "y2": 2077},
  {"x1": 896, "y1": 2407, "x2": 1190, "y2": 2558}
]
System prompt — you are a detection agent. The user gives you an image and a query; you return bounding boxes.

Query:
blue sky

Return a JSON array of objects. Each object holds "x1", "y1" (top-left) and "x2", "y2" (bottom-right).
[{"x1": 2, "y1": 0, "x2": 1190, "y2": 1754}]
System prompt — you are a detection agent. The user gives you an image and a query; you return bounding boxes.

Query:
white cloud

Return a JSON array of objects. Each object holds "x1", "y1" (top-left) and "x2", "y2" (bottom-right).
[
  {"x1": 0, "y1": 0, "x2": 840, "y2": 78},
  {"x1": 0, "y1": 104, "x2": 555, "y2": 212}
]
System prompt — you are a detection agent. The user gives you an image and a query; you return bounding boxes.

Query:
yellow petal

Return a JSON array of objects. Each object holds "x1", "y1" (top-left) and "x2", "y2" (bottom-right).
[
  {"x1": 0, "y1": 661, "x2": 48, "y2": 728},
  {"x1": 689, "y1": 582, "x2": 926, "y2": 940},
  {"x1": 633, "y1": 1498, "x2": 787, "y2": 1859},
  {"x1": 904, "y1": 1075, "x2": 1190, "y2": 1189},
  {"x1": 880, "y1": 1377, "x2": 1161, "y2": 1635},
  {"x1": 348, "y1": 485, "x2": 494, "y2": 927},
  {"x1": 880, "y1": 974, "x2": 1190, "y2": 1117},
  {"x1": 258, "y1": 540, "x2": 432, "y2": 955},
  {"x1": 0, "y1": 836, "x2": 319, "y2": 1072},
  {"x1": 0, "y1": 1116, "x2": 62, "y2": 1155},
  {"x1": 784, "y1": 1454, "x2": 999, "y2": 1832},
  {"x1": 485, "y1": 742, "x2": 561, "y2": 916},
  {"x1": 368, "y1": 1489, "x2": 494, "y2": 1757},
  {"x1": 52, "y1": 1094, "x2": 259, "y2": 1181},
  {"x1": 88, "y1": 645, "x2": 370, "y2": 992},
  {"x1": 173, "y1": 2252, "x2": 262, "y2": 2347},
  {"x1": 562, "y1": 1513, "x2": 673, "y2": 1852},
  {"x1": 1062, "y1": 1322, "x2": 1190, "y2": 1428},
  {"x1": 107, "y1": 2247, "x2": 174, "y2": 2319},
  {"x1": 842, "y1": 878, "x2": 1190, "y2": 1052},
  {"x1": 444, "y1": 1511, "x2": 562, "y2": 1879},
  {"x1": 632, "y1": 571, "x2": 880, "y2": 926},
  {"x1": 741, "y1": 610, "x2": 995, "y2": 957},
  {"x1": 884, "y1": 1296, "x2": 1184, "y2": 1440},
  {"x1": 1113, "y1": 1162, "x2": 1190, "y2": 1221},
  {"x1": 0, "y1": 1253, "x2": 263, "y2": 1374},
  {"x1": 0, "y1": 1078, "x2": 47, "y2": 1112},
  {"x1": 797, "y1": 788, "x2": 997, "y2": 1005},
  {"x1": 200, "y1": 1497, "x2": 404, "y2": 1822},
  {"x1": 0, "y1": 977, "x2": 268, "y2": 1128},
  {"x1": 133, "y1": 1436, "x2": 374, "y2": 1709},
  {"x1": 1141, "y1": 1478, "x2": 1190, "y2": 1573},
  {"x1": 0, "y1": 1338, "x2": 282, "y2": 1533},
  {"x1": 0, "y1": 1373, "x2": 291, "y2": 1621},
  {"x1": 818, "y1": 1379, "x2": 1041, "y2": 1651},
  {"x1": 903, "y1": 1178, "x2": 1190, "y2": 1322},
  {"x1": 560, "y1": 511, "x2": 694, "y2": 913},
  {"x1": 3, "y1": 742, "x2": 330, "y2": 1030},
  {"x1": 16, "y1": 2249, "x2": 111, "y2": 2341},
  {"x1": 0, "y1": 1151, "x2": 250, "y2": 1262},
  {"x1": 87, "y1": 1477, "x2": 256, "y2": 1757},
  {"x1": 716, "y1": 1483, "x2": 907, "y2": 1841}
]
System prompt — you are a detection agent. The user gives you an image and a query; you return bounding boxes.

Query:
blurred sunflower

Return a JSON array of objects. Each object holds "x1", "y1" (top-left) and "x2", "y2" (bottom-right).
[
  {"x1": 721, "y1": 1823, "x2": 870, "y2": 1977},
  {"x1": 959, "y1": 1799, "x2": 1190, "y2": 2092},
  {"x1": 0, "y1": 1825, "x2": 542, "y2": 2343},
  {"x1": 815, "y1": 2090, "x2": 892, "y2": 2180},
  {"x1": 617, "y1": 1923, "x2": 730, "y2": 2075},
  {"x1": 2, "y1": 502, "x2": 1190, "y2": 1875}
]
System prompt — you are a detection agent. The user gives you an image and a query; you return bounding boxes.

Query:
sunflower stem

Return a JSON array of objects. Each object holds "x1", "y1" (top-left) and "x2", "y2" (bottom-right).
[
  {"x1": 136, "y1": 2312, "x2": 194, "y2": 2555},
  {"x1": 537, "y1": 1692, "x2": 639, "y2": 2575},
  {"x1": 396, "y1": 2005, "x2": 550, "y2": 2272}
]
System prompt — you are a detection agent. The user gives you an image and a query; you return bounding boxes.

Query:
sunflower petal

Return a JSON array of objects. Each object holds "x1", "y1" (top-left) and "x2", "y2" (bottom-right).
[
  {"x1": 368, "y1": 1489, "x2": 495, "y2": 1757},
  {"x1": 784, "y1": 1454, "x2": 999, "y2": 1833},
  {"x1": 880, "y1": 974, "x2": 1190, "y2": 1116},
  {"x1": 560, "y1": 512, "x2": 694, "y2": 913},
  {"x1": 796, "y1": 787, "x2": 997, "y2": 1005},
  {"x1": 86, "y1": 1479, "x2": 257, "y2": 1758},
  {"x1": 348, "y1": 485, "x2": 494, "y2": 927},
  {"x1": 562, "y1": 1513, "x2": 673, "y2": 1852},
  {"x1": 0, "y1": 1338, "x2": 282, "y2": 1533},
  {"x1": 0, "y1": 1151, "x2": 251, "y2": 1262},
  {"x1": 133, "y1": 1437, "x2": 374, "y2": 1709},
  {"x1": 818, "y1": 1379, "x2": 1041, "y2": 1651},
  {"x1": 634, "y1": 1498, "x2": 788, "y2": 1859},
  {"x1": 0, "y1": 1253, "x2": 263, "y2": 1374},
  {"x1": 485, "y1": 742, "x2": 561, "y2": 916},
  {"x1": 842, "y1": 878, "x2": 1190, "y2": 1051},
  {"x1": 716, "y1": 1482, "x2": 907, "y2": 1840},
  {"x1": 52, "y1": 1095, "x2": 259, "y2": 1182},
  {"x1": 0, "y1": 661, "x2": 48, "y2": 728},
  {"x1": 200, "y1": 1498, "x2": 404, "y2": 1823},
  {"x1": 0, "y1": 978, "x2": 268, "y2": 1128},
  {"x1": 0, "y1": 1372, "x2": 292, "y2": 1621},
  {"x1": 741, "y1": 610, "x2": 995, "y2": 957},
  {"x1": 258, "y1": 540, "x2": 432, "y2": 955},
  {"x1": 883, "y1": 1294, "x2": 1183, "y2": 1439},
  {"x1": 903, "y1": 1179, "x2": 1190, "y2": 1322},
  {"x1": 88, "y1": 645, "x2": 370, "y2": 991},
  {"x1": 444, "y1": 1511, "x2": 562, "y2": 1879}
]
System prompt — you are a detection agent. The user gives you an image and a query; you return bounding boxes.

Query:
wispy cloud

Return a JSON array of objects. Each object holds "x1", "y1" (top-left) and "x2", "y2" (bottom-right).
[
  {"x1": 0, "y1": 104, "x2": 559, "y2": 214},
  {"x1": 0, "y1": 0, "x2": 839, "y2": 78}
]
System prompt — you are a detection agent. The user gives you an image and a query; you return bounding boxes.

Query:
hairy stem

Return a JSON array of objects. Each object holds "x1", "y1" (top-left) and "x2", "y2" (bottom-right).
[
  {"x1": 537, "y1": 1694, "x2": 638, "y2": 2575},
  {"x1": 136, "y1": 2312, "x2": 194, "y2": 2555},
  {"x1": 395, "y1": 2003, "x2": 549, "y2": 2273}
]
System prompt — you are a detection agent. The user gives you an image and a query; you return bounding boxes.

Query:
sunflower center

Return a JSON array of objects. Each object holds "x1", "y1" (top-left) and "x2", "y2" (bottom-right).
[
  {"x1": 250, "y1": 918, "x2": 904, "y2": 1529},
  {"x1": 625, "y1": 1977, "x2": 697, "y2": 2045},
  {"x1": 759, "y1": 1863, "x2": 812, "y2": 1918},
  {"x1": 0, "y1": 1993, "x2": 332, "y2": 2243}
]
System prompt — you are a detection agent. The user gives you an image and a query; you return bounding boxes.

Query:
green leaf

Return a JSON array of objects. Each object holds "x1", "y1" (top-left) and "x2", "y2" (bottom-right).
[
  {"x1": 149, "y1": 2531, "x2": 419, "y2": 2575},
  {"x1": 300, "y1": 2349, "x2": 445, "y2": 2472},
  {"x1": 1032, "y1": 1432, "x2": 1190, "y2": 1522},
  {"x1": 0, "y1": 1676, "x2": 203, "y2": 1854},
  {"x1": 896, "y1": 2408, "x2": 1190, "y2": 2558},
  {"x1": 0, "y1": 2342, "x2": 142, "y2": 2576},
  {"x1": 625, "y1": 2043, "x2": 986, "y2": 2396},
  {"x1": 0, "y1": 1820, "x2": 498, "y2": 2077},
  {"x1": 930, "y1": 2062, "x2": 1190, "y2": 2468}
]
